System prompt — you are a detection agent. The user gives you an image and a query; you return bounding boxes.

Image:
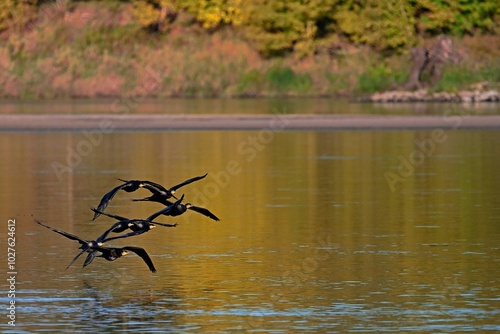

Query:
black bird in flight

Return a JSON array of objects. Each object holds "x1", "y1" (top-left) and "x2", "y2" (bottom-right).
[
  {"x1": 90, "y1": 194, "x2": 184, "y2": 237},
  {"x1": 83, "y1": 246, "x2": 156, "y2": 273},
  {"x1": 92, "y1": 174, "x2": 207, "y2": 220},
  {"x1": 134, "y1": 196, "x2": 220, "y2": 221},
  {"x1": 35, "y1": 220, "x2": 155, "y2": 272}
]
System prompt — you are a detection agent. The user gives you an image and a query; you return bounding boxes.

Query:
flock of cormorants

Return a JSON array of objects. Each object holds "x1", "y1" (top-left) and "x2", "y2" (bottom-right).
[{"x1": 36, "y1": 174, "x2": 219, "y2": 273}]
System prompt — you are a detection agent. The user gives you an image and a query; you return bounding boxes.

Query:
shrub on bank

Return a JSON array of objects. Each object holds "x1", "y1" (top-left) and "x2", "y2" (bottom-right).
[{"x1": 0, "y1": 1, "x2": 498, "y2": 98}]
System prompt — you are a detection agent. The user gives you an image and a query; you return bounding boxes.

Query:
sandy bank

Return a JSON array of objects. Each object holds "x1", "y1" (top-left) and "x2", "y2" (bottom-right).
[{"x1": 1, "y1": 114, "x2": 500, "y2": 131}]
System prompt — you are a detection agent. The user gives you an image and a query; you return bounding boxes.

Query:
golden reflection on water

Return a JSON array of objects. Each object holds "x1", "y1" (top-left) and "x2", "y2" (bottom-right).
[{"x1": 1, "y1": 130, "x2": 499, "y2": 332}]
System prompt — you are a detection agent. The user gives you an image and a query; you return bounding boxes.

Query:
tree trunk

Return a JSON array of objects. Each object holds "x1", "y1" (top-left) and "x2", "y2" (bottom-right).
[{"x1": 404, "y1": 35, "x2": 462, "y2": 90}]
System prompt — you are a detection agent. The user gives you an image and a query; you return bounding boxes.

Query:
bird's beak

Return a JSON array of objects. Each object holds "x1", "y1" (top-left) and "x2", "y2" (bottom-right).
[
  {"x1": 151, "y1": 225, "x2": 156, "y2": 229},
  {"x1": 122, "y1": 251, "x2": 128, "y2": 256}
]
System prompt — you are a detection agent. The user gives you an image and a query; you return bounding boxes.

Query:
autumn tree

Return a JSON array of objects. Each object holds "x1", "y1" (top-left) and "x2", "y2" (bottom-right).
[
  {"x1": 0, "y1": 0, "x2": 36, "y2": 32},
  {"x1": 133, "y1": 0, "x2": 243, "y2": 31},
  {"x1": 240, "y1": 0, "x2": 339, "y2": 57},
  {"x1": 412, "y1": 0, "x2": 499, "y2": 36},
  {"x1": 334, "y1": 0, "x2": 417, "y2": 51}
]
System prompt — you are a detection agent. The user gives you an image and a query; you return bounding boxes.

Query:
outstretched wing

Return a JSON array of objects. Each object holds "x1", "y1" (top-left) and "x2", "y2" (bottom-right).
[
  {"x1": 189, "y1": 206, "x2": 220, "y2": 221},
  {"x1": 91, "y1": 207, "x2": 129, "y2": 222},
  {"x1": 96, "y1": 221, "x2": 131, "y2": 244},
  {"x1": 146, "y1": 194, "x2": 184, "y2": 221},
  {"x1": 123, "y1": 246, "x2": 157, "y2": 273},
  {"x1": 66, "y1": 249, "x2": 87, "y2": 270},
  {"x1": 102, "y1": 228, "x2": 147, "y2": 243},
  {"x1": 140, "y1": 180, "x2": 169, "y2": 195},
  {"x1": 83, "y1": 251, "x2": 96, "y2": 267},
  {"x1": 93, "y1": 182, "x2": 134, "y2": 220},
  {"x1": 35, "y1": 220, "x2": 88, "y2": 246},
  {"x1": 169, "y1": 173, "x2": 208, "y2": 192},
  {"x1": 154, "y1": 222, "x2": 178, "y2": 228}
]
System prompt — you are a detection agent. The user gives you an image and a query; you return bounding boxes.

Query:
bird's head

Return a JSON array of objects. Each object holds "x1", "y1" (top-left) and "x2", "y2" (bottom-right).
[{"x1": 171, "y1": 190, "x2": 179, "y2": 200}]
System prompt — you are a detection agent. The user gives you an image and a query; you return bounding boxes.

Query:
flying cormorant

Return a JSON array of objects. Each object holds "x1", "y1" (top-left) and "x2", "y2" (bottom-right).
[{"x1": 92, "y1": 174, "x2": 207, "y2": 220}]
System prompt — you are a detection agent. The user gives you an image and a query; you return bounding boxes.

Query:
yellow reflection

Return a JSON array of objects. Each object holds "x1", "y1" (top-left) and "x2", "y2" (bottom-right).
[{"x1": 0, "y1": 130, "x2": 498, "y2": 331}]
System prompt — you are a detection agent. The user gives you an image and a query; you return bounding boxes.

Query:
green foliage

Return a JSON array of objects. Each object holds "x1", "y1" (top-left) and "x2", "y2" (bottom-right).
[
  {"x1": 326, "y1": 72, "x2": 350, "y2": 93},
  {"x1": 265, "y1": 66, "x2": 312, "y2": 93},
  {"x1": 1, "y1": 0, "x2": 499, "y2": 98},
  {"x1": 413, "y1": 0, "x2": 500, "y2": 36},
  {"x1": 2, "y1": 0, "x2": 499, "y2": 55},
  {"x1": 237, "y1": 66, "x2": 312, "y2": 94},
  {"x1": 132, "y1": 0, "x2": 176, "y2": 31},
  {"x1": 237, "y1": 0, "x2": 499, "y2": 55},
  {"x1": 74, "y1": 25, "x2": 143, "y2": 55},
  {"x1": 179, "y1": 0, "x2": 243, "y2": 29},
  {"x1": 335, "y1": 0, "x2": 418, "y2": 51},
  {"x1": 432, "y1": 62, "x2": 500, "y2": 92},
  {"x1": 133, "y1": 0, "x2": 243, "y2": 31},
  {"x1": 241, "y1": 0, "x2": 339, "y2": 57},
  {"x1": 237, "y1": 69, "x2": 263, "y2": 93},
  {"x1": 357, "y1": 63, "x2": 407, "y2": 93}
]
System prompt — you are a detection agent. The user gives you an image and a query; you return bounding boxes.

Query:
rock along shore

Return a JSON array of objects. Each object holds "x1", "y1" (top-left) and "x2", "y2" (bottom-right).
[{"x1": 362, "y1": 90, "x2": 500, "y2": 103}]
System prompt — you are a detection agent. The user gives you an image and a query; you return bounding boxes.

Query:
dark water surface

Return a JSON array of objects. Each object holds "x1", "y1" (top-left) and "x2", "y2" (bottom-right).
[
  {"x1": 2, "y1": 97, "x2": 499, "y2": 115},
  {"x1": 1, "y1": 101, "x2": 499, "y2": 332}
]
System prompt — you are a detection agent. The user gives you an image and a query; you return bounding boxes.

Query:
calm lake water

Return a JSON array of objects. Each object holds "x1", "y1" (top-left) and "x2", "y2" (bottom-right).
[{"x1": 1, "y1": 99, "x2": 499, "y2": 333}]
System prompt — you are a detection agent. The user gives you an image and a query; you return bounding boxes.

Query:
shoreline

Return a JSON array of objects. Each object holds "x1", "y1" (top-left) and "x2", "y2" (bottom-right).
[
  {"x1": 360, "y1": 90, "x2": 500, "y2": 103},
  {"x1": 2, "y1": 114, "x2": 500, "y2": 131}
]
